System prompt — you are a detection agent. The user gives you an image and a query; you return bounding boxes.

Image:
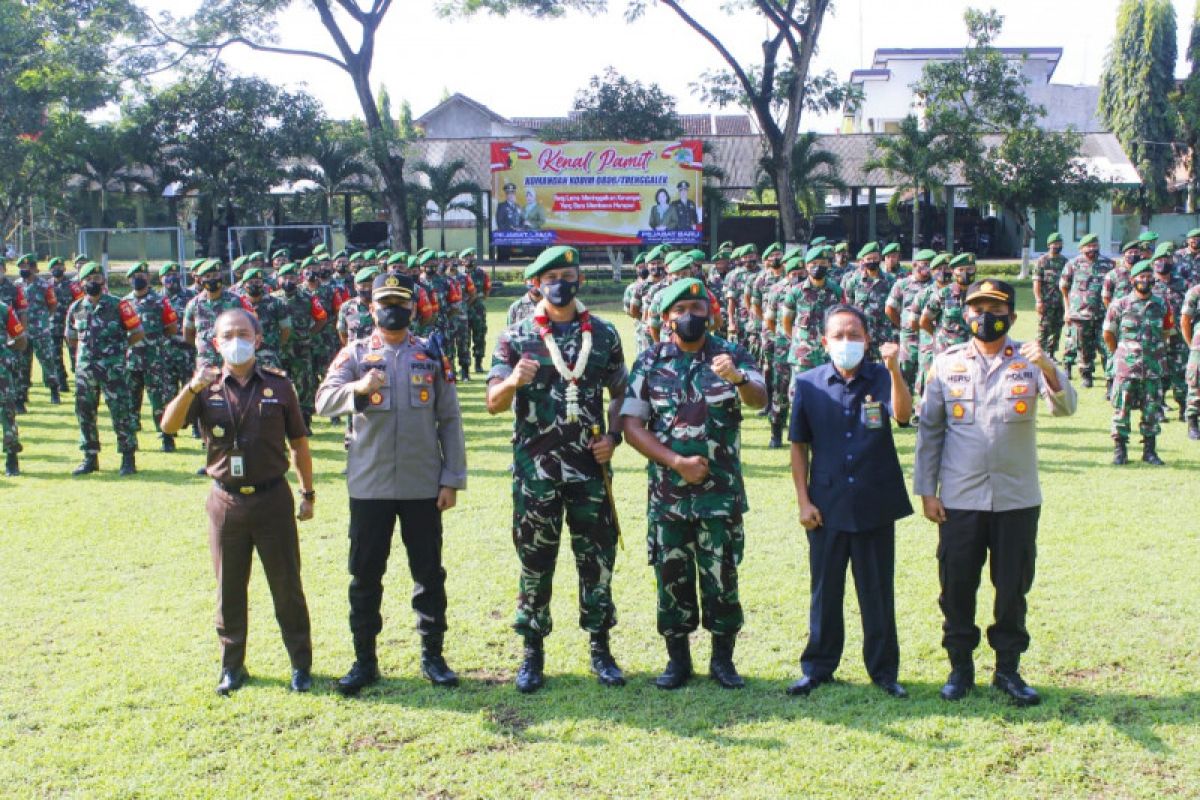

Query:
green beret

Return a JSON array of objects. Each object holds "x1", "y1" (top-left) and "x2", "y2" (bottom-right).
[
  {"x1": 126, "y1": 261, "x2": 149, "y2": 276},
  {"x1": 664, "y1": 251, "x2": 685, "y2": 265},
  {"x1": 930, "y1": 253, "x2": 950, "y2": 270},
  {"x1": 1187, "y1": 228, "x2": 1200, "y2": 239},
  {"x1": 277, "y1": 262, "x2": 299, "y2": 277},
  {"x1": 712, "y1": 249, "x2": 732, "y2": 261},
  {"x1": 78, "y1": 261, "x2": 103, "y2": 280},
  {"x1": 881, "y1": 243, "x2": 901, "y2": 256},
  {"x1": 188, "y1": 258, "x2": 208, "y2": 272},
  {"x1": 1137, "y1": 231, "x2": 1158, "y2": 243},
  {"x1": 435, "y1": 251, "x2": 446, "y2": 260},
  {"x1": 417, "y1": 247, "x2": 433, "y2": 257},
  {"x1": 231, "y1": 255, "x2": 249, "y2": 271},
  {"x1": 646, "y1": 244, "x2": 667, "y2": 261},
  {"x1": 385, "y1": 252, "x2": 406, "y2": 267},
  {"x1": 834, "y1": 242, "x2": 848, "y2": 253},
  {"x1": 47, "y1": 257, "x2": 65, "y2": 269},
  {"x1": 242, "y1": 267, "x2": 264, "y2": 281},
  {"x1": 195, "y1": 260, "x2": 222, "y2": 277},
  {"x1": 333, "y1": 250, "x2": 348, "y2": 260},
  {"x1": 157, "y1": 262, "x2": 179, "y2": 277},
  {"x1": 300, "y1": 256, "x2": 316, "y2": 269},
  {"x1": 1079, "y1": 233, "x2": 1098, "y2": 247},
  {"x1": 949, "y1": 254, "x2": 974, "y2": 268},
  {"x1": 914, "y1": 248, "x2": 938, "y2": 262},
  {"x1": 460, "y1": 247, "x2": 476, "y2": 258},
  {"x1": 784, "y1": 256, "x2": 805, "y2": 273},
  {"x1": 355, "y1": 266, "x2": 380, "y2": 284},
  {"x1": 783, "y1": 246, "x2": 803, "y2": 261},
  {"x1": 686, "y1": 248, "x2": 706, "y2": 262},
  {"x1": 809, "y1": 236, "x2": 827, "y2": 247},
  {"x1": 656, "y1": 277, "x2": 707, "y2": 314},
  {"x1": 729, "y1": 244, "x2": 746, "y2": 259},
  {"x1": 377, "y1": 249, "x2": 391, "y2": 259},
  {"x1": 417, "y1": 250, "x2": 436, "y2": 267},
  {"x1": 446, "y1": 250, "x2": 458, "y2": 259},
  {"x1": 1131, "y1": 259, "x2": 1153, "y2": 277},
  {"x1": 667, "y1": 255, "x2": 695, "y2": 274},
  {"x1": 349, "y1": 252, "x2": 364, "y2": 263},
  {"x1": 857, "y1": 242, "x2": 880, "y2": 259},
  {"x1": 633, "y1": 253, "x2": 646, "y2": 266},
  {"x1": 1153, "y1": 242, "x2": 1174, "y2": 260},
  {"x1": 1046, "y1": 233, "x2": 1063, "y2": 245},
  {"x1": 312, "y1": 243, "x2": 328, "y2": 256},
  {"x1": 17, "y1": 253, "x2": 36, "y2": 266},
  {"x1": 1121, "y1": 240, "x2": 1140, "y2": 253},
  {"x1": 741, "y1": 243, "x2": 759, "y2": 256},
  {"x1": 271, "y1": 248, "x2": 290, "y2": 260},
  {"x1": 248, "y1": 251, "x2": 265, "y2": 261},
  {"x1": 804, "y1": 246, "x2": 829, "y2": 264},
  {"x1": 407, "y1": 256, "x2": 419, "y2": 269},
  {"x1": 524, "y1": 245, "x2": 580, "y2": 280},
  {"x1": 316, "y1": 252, "x2": 331, "y2": 263},
  {"x1": 762, "y1": 242, "x2": 782, "y2": 259}
]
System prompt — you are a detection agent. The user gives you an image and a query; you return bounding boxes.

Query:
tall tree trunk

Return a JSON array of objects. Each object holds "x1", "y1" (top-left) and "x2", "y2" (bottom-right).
[{"x1": 911, "y1": 186, "x2": 921, "y2": 258}]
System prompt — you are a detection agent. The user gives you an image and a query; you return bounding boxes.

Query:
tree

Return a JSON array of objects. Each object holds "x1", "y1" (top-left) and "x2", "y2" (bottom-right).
[
  {"x1": 918, "y1": 8, "x2": 1108, "y2": 272},
  {"x1": 759, "y1": 131, "x2": 847, "y2": 237},
  {"x1": 1174, "y1": 1, "x2": 1200, "y2": 213},
  {"x1": 62, "y1": 121, "x2": 143, "y2": 264},
  {"x1": 409, "y1": 159, "x2": 483, "y2": 250},
  {"x1": 545, "y1": 67, "x2": 684, "y2": 140},
  {"x1": 1099, "y1": 0, "x2": 1177, "y2": 224},
  {"x1": 127, "y1": 69, "x2": 323, "y2": 257},
  {"x1": 290, "y1": 128, "x2": 375, "y2": 231},
  {"x1": 863, "y1": 116, "x2": 954, "y2": 256}
]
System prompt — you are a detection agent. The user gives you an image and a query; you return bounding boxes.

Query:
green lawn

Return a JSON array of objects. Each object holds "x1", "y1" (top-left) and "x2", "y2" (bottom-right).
[{"x1": 1, "y1": 286, "x2": 1198, "y2": 798}]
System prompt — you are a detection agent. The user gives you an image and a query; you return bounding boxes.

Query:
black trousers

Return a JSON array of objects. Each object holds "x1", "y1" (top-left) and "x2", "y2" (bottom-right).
[
  {"x1": 937, "y1": 506, "x2": 1039, "y2": 664},
  {"x1": 800, "y1": 523, "x2": 899, "y2": 683},
  {"x1": 348, "y1": 497, "x2": 447, "y2": 643}
]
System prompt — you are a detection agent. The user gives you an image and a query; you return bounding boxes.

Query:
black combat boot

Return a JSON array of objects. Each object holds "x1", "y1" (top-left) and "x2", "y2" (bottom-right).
[
  {"x1": 709, "y1": 633, "x2": 745, "y2": 689},
  {"x1": 1189, "y1": 417, "x2": 1200, "y2": 440},
  {"x1": 1081, "y1": 373, "x2": 1093, "y2": 388},
  {"x1": 655, "y1": 635, "x2": 693, "y2": 690},
  {"x1": 119, "y1": 451, "x2": 137, "y2": 476},
  {"x1": 4, "y1": 451, "x2": 18, "y2": 477},
  {"x1": 420, "y1": 632, "x2": 459, "y2": 687},
  {"x1": 768, "y1": 421, "x2": 783, "y2": 449},
  {"x1": 72, "y1": 453, "x2": 99, "y2": 476},
  {"x1": 49, "y1": 386, "x2": 61, "y2": 405},
  {"x1": 474, "y1": 357, "x2": 484, "y2": 373},
  {"x1": 515, "y1": 635, "x2": 545, "y2": 694},
  {"x1": 15, "y1": 400, "x2": 26, "y2": 414},
  {"x1": 1179, "y1": 406, "x2": 1187, "y2": 422},
  {"x1": 337, "y1": 634, "x2": 380, "y2": 696},
  {"x1": 589, "y1": 631, "x2": 625, "y2": 687},
  {"x1": 992, "y1": 654, "x2": 1041, "y2": 707},
  {"x1": 1065, "y1": 363, "x2": 1073, "y2": 380},
  {"x1": 1105, "y1": 378, "x2": 1113, "y2": 400},
  {"x1": 1112, "y1": 437, "x2": 1128, "y2": 466},
  {"x1": 1141, "y1": 436, "x2": 1165, "y2": 466},
  {"x1": 161, "y1": 434, "x2": 176, "y2": 453},
  {"x1": 459, "y1": 362, "x2": 471, "y2": 381},
  {"x1": 940, "y1": 650, "x2": 975, "y2": 701}
]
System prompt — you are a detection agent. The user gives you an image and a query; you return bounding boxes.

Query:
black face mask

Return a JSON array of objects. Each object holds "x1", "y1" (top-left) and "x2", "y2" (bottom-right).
[
  {"x1": 203, "y1": 279, "x2": 221, "y2": 293},
  {"x1": 319, "y1": 270, "x2": 332, "y2": 280},
  {"x1": 969, "y1": 311, "x2": 1011, "y2": 343},
  {"x1": 1133, "y1": 278, "x2": 1154, "y2": 294},
  {"x1": 375, "y1": 305, "x2": 411, "y2": 331},
  {"x1": 809, "y1": 265, "x2": 828, "y2": 280},
  {"x1": 18, "y1": 269, "x2": 32, "y2": 280},
  {"x1": 864, "y1": 262, "x2": 880, "y2": 272},
  {"x1": 51, "y1": 268, "x2": 65, "y2": 278},
  {"x1": 1124, "y1": 254, "x2": 1138, "y2": 265},
  {"x1": 673, "y1": 312, "x2": 708, "y2": 342},
  {"x1": 649, "y1": 267, "x2": 664, "y2": 279},
  {"x1": 357, "y1": 289, "x2": 372, "y2": 303},
  {"x1": 282, "y1": 282, "x2": 298, "y2": 295},
  {"x1": 246, "y1": 284, "x2": 265, "y2": 298},
  {"x1": 131, "y1": 276, "x2": 149, "y2": 292},
  {"x1": 544, "y1": 279, "x2": 579, "y2": 307},
  {"x1": 956, "y1": 272, "x2": 974, "y2": 286},
  {"x1": 637, "y1": 268, "x2": 649, "y2": 280},
  {"x1": 163, "y1": 276, "x2": 179, "y2": 290},
  {"x1": 84, "y1": 282, "x2": 104, "y2": 297},
  {"x1": 937, "y1": 270, "x2": 952, "y2": 284}
]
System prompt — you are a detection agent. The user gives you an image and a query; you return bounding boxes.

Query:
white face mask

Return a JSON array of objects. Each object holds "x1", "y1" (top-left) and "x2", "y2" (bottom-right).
[
  {"x1": 218, "y1": 337, "x2": 256, "y2": 366},
  {"x1": 827, "y1": 339, "x2": 865, "y2": 371}
]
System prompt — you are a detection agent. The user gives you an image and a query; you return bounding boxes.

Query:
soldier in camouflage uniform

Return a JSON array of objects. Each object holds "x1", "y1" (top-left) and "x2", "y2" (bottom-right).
[
  {"x1": 841, "y1": 242, "x2": 897, "y2": 361},
  {"x1": 1183, "y1": 283, "x2": 1200, "y2": 439},
  {"x1": 885, "y1": 249, "x2": 934, "y2": 392},
  {"x1": 507, "y1": 281, "x2": 541, "y2": 328},
  {"x1": 1151, "y1": 245, "x2": 1189, "y2": 421},
  {"x1": 1033, "y1": 233, "x2": 1067, "y2": 358},
  {"x1": 724, "y1": 244, "x2": 760, "y2": 347},
  {"x1": 646, "y1": 255, "x2": 725, "y2": 343},
  {"x1": 1103, "y1": 260, "x2": 1172, "y2": 465},
  {"x1": 881, "y1": 242, "x2": 907, "y2": 279},
  {"x1": 782, "y1": 247, "x2": 845, "y2": 377},
  {"x1": 419, "y1": 251, "x2": 459, "y2": 377},
  {"x1": 48, "y1": 257, "x2": 81, "y2": 391},
  {"x1": 487, "y1": 246, "x2": 627, "y2": 694},
  {"x1": 14, "y1": 254, "x2": 62, "y2": 406},
  {"x1": 338, "y1": 266, "x2": 380, "y2": 345},
  {"x1": 445, "y1": 257, "x2": 475, "y2": 378},
  {"x1": 302, "y1": 259, "x2": 340, "y2": 387},
  {"x1": 629, "y1": 251, "x2": 666, "y2": 352},
  {"x1": 623, "y1": 253, "x2": 648, "y2": 327},
  {"x1": 462, "y1": 249, "x2": 491, "y2": 372},
  {"x1": 707, "y1": 247, "x2": 733, "y2": 299},
  {"x1": 274, "y1": 262, "x2": 328, "y2": 431},
  {"x1": 159, "y1": 262, "x2": 198, "y2": 412},
  {"x1": 1102, "y1": 241, "x2": 1139, "y2": 309},
  {"x1": 829, "y1": 242, "x2": 853, "y2": 284},
  {"x1": 921, "y1": 254, "x2": 976, "y2": 355},
  {"x1": 748, "y1": 244, "x2": 785, "y2": 415},
  {"x1": 241, "y1": 266, "x2": 291, "y2": 372},
  {"x1": 1173, "y1": 228, "x2": 1200, "y2": 287},
  {"x1": 123, "y1": 262, "x2": 181, "y2": 451},
  {"x1": 621, "y1": 277, "x2": 767, "y2": 690},
  {"x1": 764, "y1": 255, "x2": 807, "y2": 447},
  {"x1": 183, "y1": 260, "x2": 257, "y2": 369},
  {"x1": 1060, "y1": 233, "x2": 1114, "y2": 387},
  {"x1": 908, "y1": 253, "x2": 953, "y2": 400},
  {"x1": 66, "y1": 262, "x2": 144, "y2": 476},
  {"x1": 0, "y1": 297, "x2": 28, "y2": 475}
]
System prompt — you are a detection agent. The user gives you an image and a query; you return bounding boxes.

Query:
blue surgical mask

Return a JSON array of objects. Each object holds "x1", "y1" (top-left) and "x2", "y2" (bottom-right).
[{"x1": 827, "y1": 340, "x2": 865, "y2": 371}]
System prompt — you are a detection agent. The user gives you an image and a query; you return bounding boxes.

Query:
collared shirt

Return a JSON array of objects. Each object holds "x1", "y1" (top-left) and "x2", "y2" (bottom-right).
[
  {"x1": 316, "y1": 331, "x2": 467, "y2": 500},
  {"x1": 185, "y1": 365, "x2": 306, "y2": 486},
  {"x1": 789, "y1": 362, "x2": 912, "y2": 532},
  {"x1": 913, "y1": 337, "x2": 1078, "y2": 512}
]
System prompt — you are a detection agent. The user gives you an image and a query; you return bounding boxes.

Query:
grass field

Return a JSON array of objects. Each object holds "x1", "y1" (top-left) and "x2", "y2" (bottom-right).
[{"x1": 2, "y1": 284, "x2": 1199, "y2": 798}]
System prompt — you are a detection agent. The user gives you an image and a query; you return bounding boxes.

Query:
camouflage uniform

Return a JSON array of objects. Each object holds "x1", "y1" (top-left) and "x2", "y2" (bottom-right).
[
  {"x1": 247, "y1": 293, "x2": 292, "y2": 371},
  {"x1": 52, "y1": 273, "x2": 82, "y2": 387},
  {"x1": 0, "y1": 301, "x2": 26, "y2": 455},
  {"x1": 744, "y1": 268, "x2": 779, "y2": 365},
  {"x1": 1152, "y1": 274, "x2": 1189, "y2": 410},
  {"x1": 1174, "y1": 245, "x2": 1200, "y2": 287},
  {"x1": 629, "y1": 277, "x2": 664, "y2": 353},
  {"x1": 163, "y1": 281, "x2": 198, "y2": 392},
  {"x1": 489, "y1": 312, "x2": 627, "y2": 638},
  {"x1": 468, "y1": 263, "x2": 491, "y2": 366},
  {"x1": 123, "y1": 288, "x2": 179, "y2": 436},
  {"x1": 308, "y1": 281, "x2": 340, "y2": 382},
  {"x1": 15, "y1": 274, "x2": 61, "y2": 400},
  {"x1": 762, "y1": 272, "x2": 796, "y2": 429},
  {"x1": 275, "y1": 286, "x2": 328, "y2": 417},
  {"x1": 724, "y1": 265, "x2": 760, "y2": 348},
  {"x1": 885, "y1": 273, "x2": 932, "y2": 391},
  {"x1": 1060, "y1": 254, "x2": 1114, "y2": 379},
  {"x1": 336, "y1": 296, "x2": 375, "y2": 344},
  {"x1": 447, "y1": 269, "x2": 474, "y2": 373},
  {"x1": 923, "y1": 282, "x2": 972, "y2": 354},
  {"x1": 622, "y1": 276, "x2": 645, "y2": 346},
  {"x1": 1032, "y1": 253, "x2": 1067, "y2": 356},
  {"x1": 841, "y1": 267, "x2": 897, "y2": 359},
  {"x1": 782, "y1": 278, "x2": 845, "y2": 372},
  {"x1": 67, "y1": 292, "x2": 142, "y2": 455},
  {"x1": 909, "y1": 280, "x2": 948, "y2": 398},
  {"x1": 506, "y1": 292, "x2": 539, "y2": 328},
  {"x1": 1184, "y1": 286, "x2": 1200, "y2": 422},
  {"x1": 1104, "y1": 291, "x2": 1170, "y2": 439},
  {"x1": 622, "y1": 336, "x2": 762, "y2": 637},
  {"x1": 424, "y1": 270, "x2": 458, "y2": 372},
  {"x1": 182, "y1": 291, "x2": 255, "y2": 369}
]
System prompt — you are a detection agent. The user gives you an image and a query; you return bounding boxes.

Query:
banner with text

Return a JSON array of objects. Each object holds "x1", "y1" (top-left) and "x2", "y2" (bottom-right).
[{"x1": 490, "y1": 139, "x2": 704, "y2": 247}]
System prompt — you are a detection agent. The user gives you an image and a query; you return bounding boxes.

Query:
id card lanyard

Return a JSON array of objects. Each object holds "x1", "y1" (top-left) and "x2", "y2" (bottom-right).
[{"x1": 223, "y1": 376, "x2": 261, "y2": 478}]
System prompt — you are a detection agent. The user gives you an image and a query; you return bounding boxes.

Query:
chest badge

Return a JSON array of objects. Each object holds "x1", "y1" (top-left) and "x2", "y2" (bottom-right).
[
  {"x1": 364, "y1": 353, "x2": 384, "y2": 364},
  {"x1": 370, "y1": 391, "x2": 383, "y2": 406},
  {"x1": 1004, "y1": 345, "x2": 1014, "y2": 357},
  {"x1": 950, "y1": 387, "x2": 964, "y2": 398},
  {"x1": 414, "y1": 352, "x2": 428, "y2": 361},
  {"x1": 419, "y1": 388, "x2": 430, "y2": 403},
  {"x1": 950, "y1": 363, "x2": 968, "y2": 373},
  {"x1": 212, "y1": 425, "x2": 225, "y2": 437},
  {"x1": 1013, "y1": 400, "x2": 1029, "y2": 415},
  {"x1": 209, "y1": 384, "x2": 221, "y2": 392},
  {"x1": 1009, "y1": 361, "x2": 1027, "y2": 371},
  {"x1": 952, "y1": 403, "x2": 966, "y2": 419},
  {"x1": 262, "y1": 388, "x2": 274, "y2": 398}
]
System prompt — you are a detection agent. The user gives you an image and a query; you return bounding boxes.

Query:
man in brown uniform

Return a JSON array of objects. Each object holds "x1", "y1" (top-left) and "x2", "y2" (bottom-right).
[{"x1": 161, "y1": 308, "x2": 316, "y2": 696}]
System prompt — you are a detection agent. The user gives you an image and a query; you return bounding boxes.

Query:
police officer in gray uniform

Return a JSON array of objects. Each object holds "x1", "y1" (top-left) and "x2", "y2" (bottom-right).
[
  {"x1": 914, "y1": 279, "x2": 1077, "y2": 707},
  {"x1": 315, "y1": 273, "x2": 468, "y2": 696}
]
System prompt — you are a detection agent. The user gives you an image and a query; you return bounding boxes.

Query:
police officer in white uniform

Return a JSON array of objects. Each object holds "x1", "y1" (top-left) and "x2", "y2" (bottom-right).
[{"x1": 316, "y1": 273, "x2": 468, "y2": 696}]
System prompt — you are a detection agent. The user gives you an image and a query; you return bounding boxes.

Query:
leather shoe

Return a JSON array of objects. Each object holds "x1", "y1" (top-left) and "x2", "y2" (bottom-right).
[
  {"x1": 216, "y1": 667, "x2": 249, "y2": 696},
  {"x1": 874, "y1": 679, "x2": 908, "y2": 699},
  {"x1": 785, "y1": 674, "x2": 829, "y2": 696},
  {"x1": 940, "y1": 665, "x2": 975, "y2": 701},
  {"x1": 290, "y1": 668, "x2": 312, "y2": 693},
  {"x1": 336, "y1": 660, "x2": 380, "y2": 696},
  {"x1": 992, "y1": 670, "x2": 1041, "y2": 707}
]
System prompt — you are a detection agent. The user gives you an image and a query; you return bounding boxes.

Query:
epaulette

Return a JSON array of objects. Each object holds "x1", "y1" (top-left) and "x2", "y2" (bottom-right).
[{"x1": 261, "y1": 365, "x2": 286, "y2": 376}]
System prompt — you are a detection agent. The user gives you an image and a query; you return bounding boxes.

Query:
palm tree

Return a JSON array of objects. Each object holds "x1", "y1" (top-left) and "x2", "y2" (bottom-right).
[
  {"x1": 290, "y1": 132, "x2": 375, "y2": 232},
  {"x1": 863, "y1": 115, "x2": 955, "y2": 257},
  {"x1": 757, "y1": 132, "x2": 847, "y2": 240},
  {"x1": 66, "y1": 122, "x2": 139, "y2": 264},
  {"x1": 409, "y1": 159, "x2": 483, "y2": 251}
]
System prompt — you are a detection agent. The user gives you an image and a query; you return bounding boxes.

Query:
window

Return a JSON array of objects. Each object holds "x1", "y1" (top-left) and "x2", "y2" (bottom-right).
[{"x1": 1072, "y1": 211, "x2": 1090, "y2": 240}]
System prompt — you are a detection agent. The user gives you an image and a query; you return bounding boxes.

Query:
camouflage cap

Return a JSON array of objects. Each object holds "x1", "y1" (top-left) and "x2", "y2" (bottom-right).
[
  {"x1": 657, "y1": 277, "x2": 707, "y2": 314},
  {"x1": 78, "y1": 261, "x2": 103, "y2": 280},
  {"x1": 524, "y1": 245, "x2": 580, "y2": 280}
]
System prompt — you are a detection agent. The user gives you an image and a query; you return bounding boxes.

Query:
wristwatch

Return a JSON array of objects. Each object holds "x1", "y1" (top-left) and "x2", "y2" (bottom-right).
[
  {"x1": 731, "y1": 371, "x2": 749, "y2": 387},
  {"x1": 300, "y1": 490, "x2": 316, "y2": 501}
]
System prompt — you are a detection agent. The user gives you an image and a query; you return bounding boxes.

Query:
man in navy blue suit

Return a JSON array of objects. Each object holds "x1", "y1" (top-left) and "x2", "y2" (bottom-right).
[{"x1": 787, "y1": 304, "x2": 913, "y2": 698}]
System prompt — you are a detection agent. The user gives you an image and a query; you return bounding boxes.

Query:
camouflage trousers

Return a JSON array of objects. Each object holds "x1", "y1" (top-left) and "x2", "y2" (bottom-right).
[
  {"x1": 75, "y1": 363, "x2": 138, "y2": 454},
  {"x1": 769, "y1": 358, "x2": 793, "y2": 429},
  {"x1": 1065, "y1": 318, "x2": 1105, "y2": 378},
  {"x1": 52, "y1": 324, "x2": 71, "y2": 388},
  {"x1": 128, "y1": 345, "x2": 177, "y2": 435},
  {"x1": 634, "y1": 321, "x2": 651, "y2": 355},
  {"x1": 744, "y1": 325, "x2": 763, "y2": 365},
  {"x1": 311, "y1": 331, "x2": 340, "y2": 387},
  {"x1": 761, "y1": 336, "x2": 776, "y2": 416},
  {"x1": 1162, "y1": 337, "x2": 1189, "y2": 406},
  {"x1": 0, "y1": 352, "x2": 20, "y2": 453},
  {"x1": 511, "y1": 475, "x2": 618, "y2": 638},
  {"x1": 255, "y1": 348, "x2": 284, "y2": 372},
  {"x1": 1185, "y1": 346, "x2": 1200, "y2": 421},
  {"x1": 915, "y1": 342, "x2": 936, "y2": 400},
  {"x1": 898, "y1": 334, "x2": 920, "y2": 393},
  {"x1": 468, "y1": 303, "x2": 488, "y2": 364},
  {"x1": 168, "y1": 339, "x2": 195, "y2": 387},
  {"x1": 1037, "y1": 303, "x2": 1065, "y2": 358},
  {"x1": 1111, "y1": 376, "x2": 1163, "y2": 440},
  {"x1": 452, "y1": 315, "x2": 470, "y2": 369},
  {"x1": 284, "y1": 344, "x2": 318, "y2": 416},
  {"x1": 649, "y1": 515, "x2": 744, "y2": 638},
  {"x1": 17, "y1": 329, "x2": 62, "y2": 398},
  {"x1": 434, "y1": 320, "x2": 458, "y2": 372}
]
